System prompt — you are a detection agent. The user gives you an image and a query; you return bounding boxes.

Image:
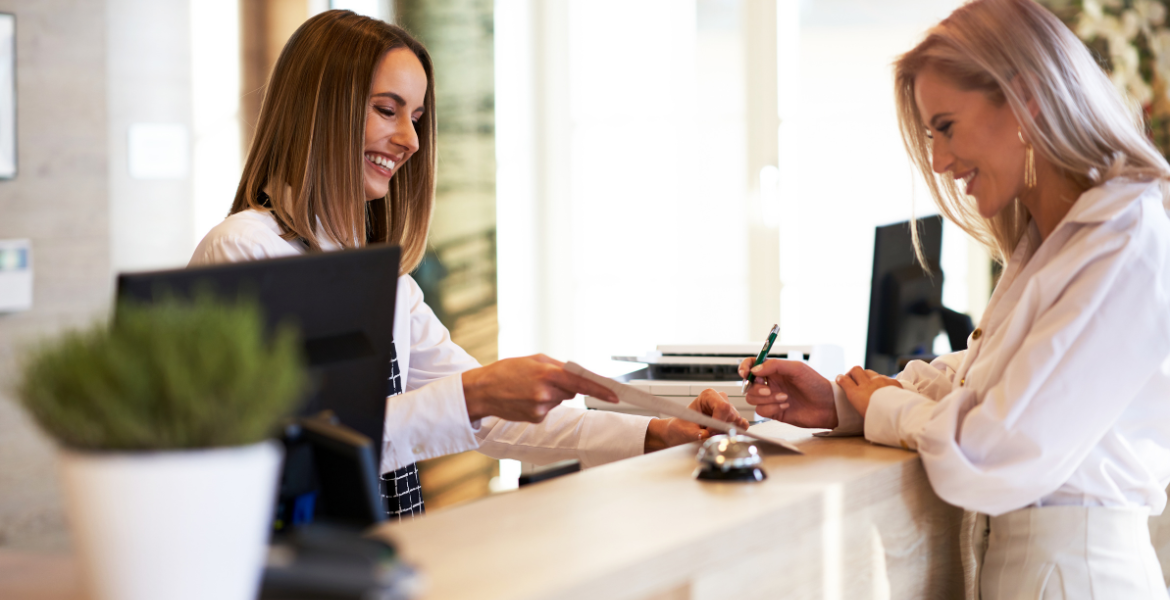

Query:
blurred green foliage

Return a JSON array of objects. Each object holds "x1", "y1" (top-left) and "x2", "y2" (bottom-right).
[
  {"x1": 16, "y1": 294, "x2": 307, "y2": 451},
  {"x1": 1040, "y1": 0, "x2": 1170, "y2": 158}
]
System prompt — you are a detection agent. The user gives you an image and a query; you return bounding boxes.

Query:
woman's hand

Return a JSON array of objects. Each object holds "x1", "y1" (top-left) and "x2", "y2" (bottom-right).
[
  {"x1": 643, "y1": 389, "x2": 750, "y2": 452},
  {"x1": 461, "y1": 354, "x2": 618, "y2": 423},
  {"x1": 738, "y1": 358, "x2": 837, "y2": 429},
  {"x1": 835, "y1": 366, "x2": 902, "y2": 418}
]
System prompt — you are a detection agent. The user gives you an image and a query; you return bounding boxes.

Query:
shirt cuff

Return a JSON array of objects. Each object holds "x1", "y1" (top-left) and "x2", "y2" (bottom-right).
[
  {"x1": 379, "y1": 373, "x2": 481, "y2": 473},
  {"x1": 863, "y1": 385, "x2": 936, "y2": 451},
  {"x1": 814, "y1": 381, "x2": 865, "y2": 437},
  {"x1": 577, "y1": 410, "x2": 653, "y2": 468}
]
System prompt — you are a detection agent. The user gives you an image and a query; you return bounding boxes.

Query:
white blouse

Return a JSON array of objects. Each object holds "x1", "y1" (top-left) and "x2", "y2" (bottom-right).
[
  {"x1": 190, "y1": 209, "x2": 653, "y2": 474},
  {"x1": 832, "y1": 180, "x2": 1170, "y2": 517}
]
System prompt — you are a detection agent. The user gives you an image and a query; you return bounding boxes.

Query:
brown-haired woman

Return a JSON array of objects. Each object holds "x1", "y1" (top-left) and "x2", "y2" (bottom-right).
[
  {"x1": 741, "y1": 0, "x2": 1170, "y2": 597},
  {"x1": 190, "y1": 10, "x2": 747, "y2": 520}
]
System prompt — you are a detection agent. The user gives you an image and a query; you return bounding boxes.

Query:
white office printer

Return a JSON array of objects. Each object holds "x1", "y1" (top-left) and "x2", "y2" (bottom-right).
[{"x1": 584, "y1": 343, "x2": 845, "y2": 421}]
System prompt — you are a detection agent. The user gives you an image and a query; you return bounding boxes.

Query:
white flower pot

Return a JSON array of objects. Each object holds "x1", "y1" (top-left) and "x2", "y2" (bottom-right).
[{"x1": 58, "y1": 441, "x2": 282, "y2": 600}]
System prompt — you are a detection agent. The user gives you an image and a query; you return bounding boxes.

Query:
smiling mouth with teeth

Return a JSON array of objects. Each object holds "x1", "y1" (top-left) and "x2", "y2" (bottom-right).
[
  {"x1": 959, "y1": 170, "x2": 977, "y2": 193},
  {"x1": 366, "y1": 153, "x2": 397, "y2": 171}
]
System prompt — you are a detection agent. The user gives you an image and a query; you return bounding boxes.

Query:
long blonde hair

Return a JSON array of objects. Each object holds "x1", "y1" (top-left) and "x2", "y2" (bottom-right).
[
  {"x1": 232, "y1": 10, "x2": 436, "y2": 274},
  {"x1": 894, "y1": 0, "x2": 1170, "y2": 263}
]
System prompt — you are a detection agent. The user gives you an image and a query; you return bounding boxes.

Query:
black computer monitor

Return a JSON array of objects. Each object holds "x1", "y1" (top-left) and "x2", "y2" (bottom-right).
[
  {"x1": 864, "y1": 216, "x2": 973, "y2": 376},
  {"x1": 116, "y1": 246, "x2": 400, "y2": 460},
  {"x1": 117, "y1": 246, "x2": 400, "y2": 528}
]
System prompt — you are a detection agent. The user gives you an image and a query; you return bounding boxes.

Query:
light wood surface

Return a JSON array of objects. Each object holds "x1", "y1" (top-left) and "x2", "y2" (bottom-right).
[
  {"x1": 0, "y1": 550, "x2": 80, "y2": 600},
  {"x1": 16, "y1": 421, "x2": 1170, "y2": 599},
  {"x1": 370, "y1": 421, "x2": 964, "y2": 600},
  {"x1": 0, "y1": 422, "x2": 965, "y2": 600}
]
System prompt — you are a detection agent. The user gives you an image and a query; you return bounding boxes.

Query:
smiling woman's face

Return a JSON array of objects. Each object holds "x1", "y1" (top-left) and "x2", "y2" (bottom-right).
[
  {"x1": 915, "y1": 67, "x2": 1026, "y2": 218},
  {"x1": 363, "y1": 47, "x2": 427, "y2": 201}
]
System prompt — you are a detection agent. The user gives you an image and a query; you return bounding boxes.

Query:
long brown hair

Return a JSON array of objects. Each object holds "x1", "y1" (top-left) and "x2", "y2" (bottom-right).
[
  {"x1": 232, "y1": 10, "x2": 436, "y2": 274},
  {"x1": 894, "y1": 0, "x2": 1170, "y2": 264}
]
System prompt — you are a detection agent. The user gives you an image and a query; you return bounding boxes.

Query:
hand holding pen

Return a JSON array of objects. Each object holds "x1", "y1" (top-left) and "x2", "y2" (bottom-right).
[
  {"x1": 741, "y1": 324, "x2": 780, "y2": 394},
  {"x1": 738, "y1": 329, "x2": 838, "y2": 429}
]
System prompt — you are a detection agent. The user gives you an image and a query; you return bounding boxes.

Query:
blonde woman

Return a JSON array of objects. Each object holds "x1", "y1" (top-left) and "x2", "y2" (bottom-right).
[
  {"x1": 191, "y1": 10, "x2": 746, "y2": 520},
  {"x1": 743, "y1": 0, "x2": 1170, "y2": 596}
]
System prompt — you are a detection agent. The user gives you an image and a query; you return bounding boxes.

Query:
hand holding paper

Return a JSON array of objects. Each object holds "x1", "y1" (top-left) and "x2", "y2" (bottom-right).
[
  {"x1": 565, "y1": 362, "x2": 803, "y2": 454},
  {"x1": 462, "y1": 354, "x2": 619, "y2": 423},
  {"x1": 644, "y1": 389, "x2": 750, "y2": 451}
]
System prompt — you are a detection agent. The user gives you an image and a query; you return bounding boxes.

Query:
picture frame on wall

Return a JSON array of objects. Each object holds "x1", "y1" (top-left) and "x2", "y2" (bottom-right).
[{"x1": 0, "y1": 13, "x2": 14, "y2": 179}]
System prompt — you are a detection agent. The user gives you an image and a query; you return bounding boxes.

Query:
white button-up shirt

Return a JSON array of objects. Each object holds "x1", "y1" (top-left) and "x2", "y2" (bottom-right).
[
  {"x1": 190, "y1": 209, "x2": 653, "y2": 475},
  {"x1": 832, "y1": 179, "x2": 1170, "y2": 517}
]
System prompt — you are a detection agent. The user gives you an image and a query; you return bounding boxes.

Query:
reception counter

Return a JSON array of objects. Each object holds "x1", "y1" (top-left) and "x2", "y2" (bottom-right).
[
  {"x1": 370, "y1": 421, "x2": 965, "y2": 600},
  {"x1": 14, "y1": 421, "x2": 1170, "y2": 598}
]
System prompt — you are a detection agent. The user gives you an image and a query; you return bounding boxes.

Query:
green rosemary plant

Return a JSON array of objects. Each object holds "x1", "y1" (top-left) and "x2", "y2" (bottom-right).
[{"x1": 17, "y1": 293, "x2": 307, "y2": 451}]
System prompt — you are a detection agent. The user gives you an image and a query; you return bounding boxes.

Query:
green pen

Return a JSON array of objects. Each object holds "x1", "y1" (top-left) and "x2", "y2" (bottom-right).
[{"x1": 742, "y1": 324, "x2": 781, "y2": 393}]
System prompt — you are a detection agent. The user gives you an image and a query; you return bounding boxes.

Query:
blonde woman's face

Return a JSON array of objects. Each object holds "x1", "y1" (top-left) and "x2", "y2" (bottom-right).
[
  {"x1": 915, "y1": 67, "x2": 1025, "y2": 218},
  {"x1": 364, "y1": 48, "x2": 427, "y2": 201}
]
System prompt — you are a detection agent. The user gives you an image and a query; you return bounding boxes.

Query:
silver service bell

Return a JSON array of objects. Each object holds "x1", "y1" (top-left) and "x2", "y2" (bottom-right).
[{"x1": 694, "y1": 428, "x2": 766, "y2": 482}]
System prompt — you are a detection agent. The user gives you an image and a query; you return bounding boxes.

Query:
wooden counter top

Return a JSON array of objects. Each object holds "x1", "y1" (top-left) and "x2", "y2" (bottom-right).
[
  {"x1": 370, "y1": 421, "x2": 964, "y2": 600},
  {"x1": 16, "y1": 420, "x2": 1170, "y2": 598},
  {"x1": 0, "y1": 549, "x2": 81, "y2": 600},
  {"x1": 0, "y1": 422, "x2": 965, "y2": 600}
]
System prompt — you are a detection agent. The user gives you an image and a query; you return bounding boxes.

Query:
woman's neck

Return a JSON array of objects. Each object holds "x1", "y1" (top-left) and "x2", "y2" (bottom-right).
[{"x1": 1019, "y1": 159, "x2": 1087, "y2": 242}]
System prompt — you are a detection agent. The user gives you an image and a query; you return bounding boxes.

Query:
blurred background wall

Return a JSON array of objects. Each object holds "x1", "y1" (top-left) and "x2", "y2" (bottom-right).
[
  {"x1": 0, "y1": 0, "x2": 994, "y2": 551},
  {"x1": 0, "y1": 0, "x2": 110, "y2": 551},
  {"x1": 775, "y1": 0, "x2": 988, "y2": 368},
  {"x1": 494, "y1": 0, "x2": 985, "y2": 380}
]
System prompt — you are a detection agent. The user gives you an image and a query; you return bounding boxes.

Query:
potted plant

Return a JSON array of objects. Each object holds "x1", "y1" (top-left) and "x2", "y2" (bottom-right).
[{"x1": 16, "y1": 293, "x2": 306, "y2": 600}]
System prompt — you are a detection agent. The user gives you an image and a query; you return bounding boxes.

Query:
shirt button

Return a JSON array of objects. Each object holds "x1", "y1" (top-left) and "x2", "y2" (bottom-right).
[
  {"x1": 412, "y1": 446, "x2": 423, "y2": 454},
  {"x1": 971, "y1": 328, "x2": 982, "y2": 341}
]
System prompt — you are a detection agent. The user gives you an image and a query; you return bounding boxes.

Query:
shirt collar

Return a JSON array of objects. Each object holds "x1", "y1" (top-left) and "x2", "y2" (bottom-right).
[
  {"x1": 1063, "y1": 178, "x2": 1161, "y2": 225},
  {"x1": 262, "y1": 182, "x2": 351, "y2": 251}
]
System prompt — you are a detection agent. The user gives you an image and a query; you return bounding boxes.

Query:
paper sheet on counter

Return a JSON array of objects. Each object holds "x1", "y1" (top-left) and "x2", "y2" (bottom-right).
[{"x1": 565, "y1": 362, "x2": 802, "y2": 454}]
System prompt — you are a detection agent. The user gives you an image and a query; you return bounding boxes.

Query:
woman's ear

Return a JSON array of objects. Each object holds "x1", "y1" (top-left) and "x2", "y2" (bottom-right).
[
  {"x1": 1008, "y1": 72, "x2": 1041, "y2": 120},
  {"x1": 1026, "y1": 95, "x2": 1040, "y2": 120}
]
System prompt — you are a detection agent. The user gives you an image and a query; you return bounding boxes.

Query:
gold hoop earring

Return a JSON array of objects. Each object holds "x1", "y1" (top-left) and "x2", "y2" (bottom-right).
[{"x1": 1018, "y1": 127, "x2": 1036, "y2": 189}]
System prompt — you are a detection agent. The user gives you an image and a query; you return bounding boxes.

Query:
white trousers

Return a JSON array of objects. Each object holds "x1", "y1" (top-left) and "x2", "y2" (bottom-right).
[{"x1": 965, "y1": 506, "x2": 1168, "y2": 600}]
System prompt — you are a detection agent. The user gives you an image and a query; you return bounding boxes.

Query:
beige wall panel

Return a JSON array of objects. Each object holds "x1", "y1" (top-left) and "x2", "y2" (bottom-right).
[
  {"x1": 0, "y1": 0, "x2": 110, "y2": 552},
  {"x1": 240, "y1": 0, "x2": 309, "y2": 153},
  {"x1": 107, "y1": 0, "x2": 195, "y2": 273}
]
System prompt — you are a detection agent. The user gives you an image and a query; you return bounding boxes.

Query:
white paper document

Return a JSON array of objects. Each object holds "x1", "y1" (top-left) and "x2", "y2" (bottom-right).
[{"x1": 565, "y1": 362, "x2": 803, "y2": 454}]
